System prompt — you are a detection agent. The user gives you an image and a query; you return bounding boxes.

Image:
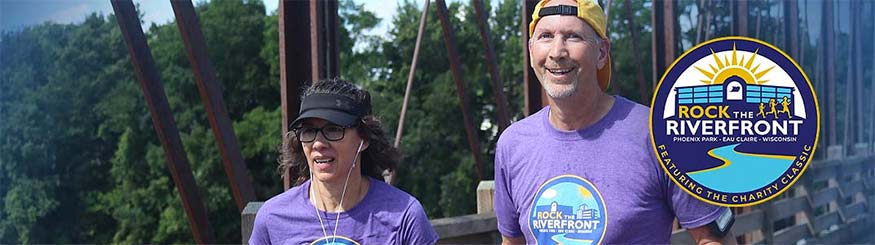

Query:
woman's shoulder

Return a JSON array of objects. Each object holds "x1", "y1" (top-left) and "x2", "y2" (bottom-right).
[{"x1": 366, "y1": 178, "x2": 424, "y2": 210}]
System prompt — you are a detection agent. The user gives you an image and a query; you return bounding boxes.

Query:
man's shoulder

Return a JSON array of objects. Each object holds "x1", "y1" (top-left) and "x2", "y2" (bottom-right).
[
  {"x1": 610, "y1": 96, "x2": 652, "y2": 133},
  {"x1": 615, "y1": 96, "x2": 651, "y2": 123},
  {"x1": 498, "y1": 107, "x2": 547, "y2": 145}
]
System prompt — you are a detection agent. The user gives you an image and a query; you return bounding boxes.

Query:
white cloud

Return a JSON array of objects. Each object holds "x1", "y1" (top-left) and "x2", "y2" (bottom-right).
[
  {"x1": 50, "y1": 3, "x2": 90, "y2": 24},
  {"x1": 263, "y1": 0, "x2": 278, "y2": 14},
  {"x1": 542, "y1": 188, "x2": 557, "y2": 199}
]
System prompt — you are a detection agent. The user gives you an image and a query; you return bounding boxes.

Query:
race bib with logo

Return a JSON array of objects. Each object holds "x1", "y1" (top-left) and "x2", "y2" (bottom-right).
[{"x1": 528, "y1": 175, "x2": 607, "y2": 244}]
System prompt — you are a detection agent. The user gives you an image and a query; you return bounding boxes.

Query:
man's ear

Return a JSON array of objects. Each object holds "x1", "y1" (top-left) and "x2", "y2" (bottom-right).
[
  {"x1": 597, "y1": 38, "x2": 610, "y2": 69},
  {"x1": 528, "y1": 39, "x2": 536, "y2": 68}
]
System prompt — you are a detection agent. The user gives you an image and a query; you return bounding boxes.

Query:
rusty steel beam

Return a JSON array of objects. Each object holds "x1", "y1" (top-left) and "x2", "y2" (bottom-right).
[
  {"x1": 651, "y1": 0, "x2": 675, "y2": 89},
  {"x1": 309, "y1": 0, "x2": 340, "y2": 82},
  {"x1": 823, "y1": 0, "x2": 836, "y2": 146},
  {"x1": 472, "y1": 0, "x2": 511, "y2": 132},
  {"x1": 111, "y1": 0, "x2": 215, "y2": 243},
  {"x1": 662, "y1": 0, "x2": 675, "y2": 73},
  {"x1": 309, "y1": 1, "x2": 321, "y2": 82},
  {"x1": 735, "y1": 1, "x2": 749, "y2": 37},
  {"x1": 395, "y1": 0, "x2": 430, "y2": 148},
  {"x1": 522, "y1": 0, "x2": 545, "y2": 116},
  {"x1": 784, "y1": 0, "x2": 799, "y2": 58},
  {"x1": 324, "y1": 0, "x2": 340, "y2": 79},
  {"x1": 435, "y1": 0, "x2": 484, "y2": 181},
  {"x1": 280, "y1": 0, "x2": 309, "y2": 189},
  {"x1": 170, "y1": 0, "x2": 256, "y2": 211},
  {"x1": 280, "y1": 0, "x2": 339, "y2": 189},
  {"x1": 871, "y1": 2, "x2": 875, "y2": 148},
  {"x1": 651, "y1": 0, "x2": 662, "y2": 89},
  {"x1": 842, "y1": 1, "x2": 856, "y2": 148},
  {"x1": 852, "y1": 0, "x2": 863, "y2": 144},
  {"x1": 392, "y1": 0, "x2": 431, "y2": 185},
  {"x1": 650, "y1": 1, "x2": 665, "y2": 88}
]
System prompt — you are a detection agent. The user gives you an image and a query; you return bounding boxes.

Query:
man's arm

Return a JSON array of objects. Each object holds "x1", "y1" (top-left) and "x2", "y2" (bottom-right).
[
  {"x1": 688, "y1": 227, "x2": 737, "y2": 245},
  {"x1": 501, "y1": 235, "x2": 525, "y2": 245},
  {"x1": 494, "y1": 139, "x2": 526, "y2": 244}
]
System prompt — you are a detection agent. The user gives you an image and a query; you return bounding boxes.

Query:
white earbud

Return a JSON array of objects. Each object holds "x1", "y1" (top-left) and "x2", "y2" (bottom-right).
[{"x1": 352, "y1": 140, "x2": 364, "y2": 167}]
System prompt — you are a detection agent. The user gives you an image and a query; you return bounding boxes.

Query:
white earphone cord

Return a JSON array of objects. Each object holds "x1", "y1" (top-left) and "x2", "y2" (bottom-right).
[{"x1": 311, "y1": 140, "x2": 364, "y2": 243}]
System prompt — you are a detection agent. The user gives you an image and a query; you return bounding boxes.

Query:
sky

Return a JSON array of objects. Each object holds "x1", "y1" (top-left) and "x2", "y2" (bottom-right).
[
  {"x1": 0, "y1": 0, "x2": 398, "y2": 36},
  {"x1": 2, "y1": 0, "x2": 170, "y2": 32}
]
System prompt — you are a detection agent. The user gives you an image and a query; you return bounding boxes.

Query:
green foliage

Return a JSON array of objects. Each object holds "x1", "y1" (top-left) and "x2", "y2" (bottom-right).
[
  {"x1": 3, "y1": 179, "x2": 58, "y2": 243},
  {"x1": 0, "y1": 13, "x2": 125, "y2": 243},
  {"x1": 233, "y1": 106, "x2": 283, "y2": 199},
  {"x1": 604, "y1": 0, "x2": 653, "y2": 103},
  {"x1": 1, "y1": 0, "x2": 278, "y2": 243}
]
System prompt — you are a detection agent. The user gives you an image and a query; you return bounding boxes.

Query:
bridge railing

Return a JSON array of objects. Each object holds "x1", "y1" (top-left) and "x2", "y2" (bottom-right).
[{"x1": 241, "y1": 144, "x2": 873, "y2": 244}]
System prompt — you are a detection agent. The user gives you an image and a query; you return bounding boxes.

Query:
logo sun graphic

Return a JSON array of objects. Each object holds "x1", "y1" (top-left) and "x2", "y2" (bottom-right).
[{"x1": 694, "y1": 43, "x2": 776, "y2": 85}]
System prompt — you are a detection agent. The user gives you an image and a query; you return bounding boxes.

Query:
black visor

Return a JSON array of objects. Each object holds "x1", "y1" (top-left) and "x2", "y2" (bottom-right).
[{"x1": 291, "y1": 94, "x2": 369, "y2": 128}]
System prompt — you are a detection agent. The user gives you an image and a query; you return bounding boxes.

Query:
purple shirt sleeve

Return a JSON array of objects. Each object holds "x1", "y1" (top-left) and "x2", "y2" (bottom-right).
[
  {"x1": 669, "y1": 182, "x2": 725, "y2": 229},
  {"x1": 494, "y1": 139, "x2": 523, "y2": 238},
  {"x1": 400, "y1": 199, "x2": 439, "y2": 244},
  {"x1": 249, "y1": 205, "x2": 270, "y2": 245},
  {"x1": 660, "y1": 154, "x2": 724, "y2": 229}
]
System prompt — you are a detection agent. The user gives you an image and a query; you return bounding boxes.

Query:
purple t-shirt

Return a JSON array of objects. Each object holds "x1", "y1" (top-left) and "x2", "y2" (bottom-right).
[
  {"x1": 494, "y1": 96, "x2": 724, "y2": 244},
  {"x1": 249, "y1": 177, "x2": 438, "y2": 244}
]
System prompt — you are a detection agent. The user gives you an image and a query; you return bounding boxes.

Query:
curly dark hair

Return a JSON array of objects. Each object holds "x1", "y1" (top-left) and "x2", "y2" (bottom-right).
[{"x1": 279, "y1": 78, "x2": 399, "y2": 186}]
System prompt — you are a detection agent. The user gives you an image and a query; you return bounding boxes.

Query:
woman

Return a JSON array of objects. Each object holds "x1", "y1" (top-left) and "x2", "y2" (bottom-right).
[{"x1": 250, "y1": 78, "x2": 438, "y2": 244}]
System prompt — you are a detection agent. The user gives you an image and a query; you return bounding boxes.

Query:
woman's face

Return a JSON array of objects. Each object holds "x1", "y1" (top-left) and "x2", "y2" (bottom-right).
[{"x1": 299, "y1": 118, "x2": 367, "y2": 184}]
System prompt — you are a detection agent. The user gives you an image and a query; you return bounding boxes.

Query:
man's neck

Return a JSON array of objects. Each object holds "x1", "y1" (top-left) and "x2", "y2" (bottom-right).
[
  {"x1": 548, "y1": 89, "x2": 615, "y2": 131},
  {"x1": 310, "y1": 175, "x2": 369, "y2": 212}
]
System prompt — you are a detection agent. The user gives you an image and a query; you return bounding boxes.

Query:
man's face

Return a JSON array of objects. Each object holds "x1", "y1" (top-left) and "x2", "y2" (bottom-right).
[{"x1": 529, "y1": 2, "x2": 605, "y2": 99}]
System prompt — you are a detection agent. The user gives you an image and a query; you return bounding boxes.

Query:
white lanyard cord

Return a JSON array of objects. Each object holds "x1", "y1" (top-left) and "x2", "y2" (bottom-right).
[{"x1": 310, "y1": 140, "x2": 364, "y2": 244}]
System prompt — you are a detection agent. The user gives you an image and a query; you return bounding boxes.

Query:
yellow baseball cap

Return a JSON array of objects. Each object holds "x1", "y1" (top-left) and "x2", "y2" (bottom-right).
[{"x1": 529, "y1": 0, "x2": 611, "y2": 91}]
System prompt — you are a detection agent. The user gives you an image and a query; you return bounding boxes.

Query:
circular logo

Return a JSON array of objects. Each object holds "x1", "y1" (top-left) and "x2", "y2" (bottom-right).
[
  {"x1": 528, "y1": 175, "x2": 607, "y2": 244},
  {"x1": 310, "y1": 236, "x2": 360, "y2": 245},
  {"x1": 650, "y1": 37, "x2": 819, "y2": 207}
]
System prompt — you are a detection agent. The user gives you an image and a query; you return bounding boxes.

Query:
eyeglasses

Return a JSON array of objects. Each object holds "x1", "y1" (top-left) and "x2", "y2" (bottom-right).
[{"x1": 293, "y1": 124, "x2": 348, "y2": 143}]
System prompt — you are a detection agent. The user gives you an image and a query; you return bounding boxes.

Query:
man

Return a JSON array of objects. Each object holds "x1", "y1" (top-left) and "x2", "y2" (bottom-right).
[{"x1": 493, "y1": 0, "x2": 734, "y2": 244}]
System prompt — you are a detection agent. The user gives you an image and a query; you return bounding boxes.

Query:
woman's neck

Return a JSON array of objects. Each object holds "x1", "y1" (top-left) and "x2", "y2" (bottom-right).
[{"x1": 310, "y1": 175, "x2": 370, "y2": 212}]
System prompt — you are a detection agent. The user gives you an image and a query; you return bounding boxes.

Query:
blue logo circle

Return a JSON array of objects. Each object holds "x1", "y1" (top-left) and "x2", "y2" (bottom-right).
[
  {"x1": 528, "y1": 175, "x2": 607, "y2": 244},
  {"x1": 310, "y1": 236, "x2": 360, "y2": 245},
  {"x1": 650, "y1": 37, "x2": 819, "y2": 207}
]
